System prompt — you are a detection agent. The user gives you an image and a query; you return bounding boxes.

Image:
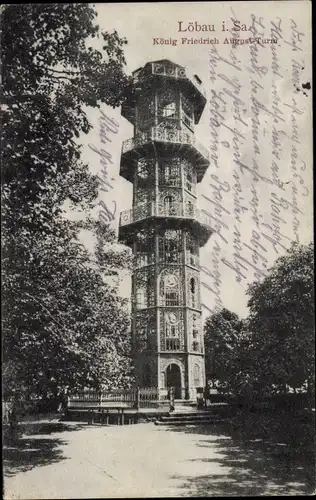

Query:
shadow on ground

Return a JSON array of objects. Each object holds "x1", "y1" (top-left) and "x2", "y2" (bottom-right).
[
  {"x1": 3, "y1": 420, "x2": 86, "y2": 477},
  {"x1": 166, "y1": 410, "x2": 315, "y2": 496}
]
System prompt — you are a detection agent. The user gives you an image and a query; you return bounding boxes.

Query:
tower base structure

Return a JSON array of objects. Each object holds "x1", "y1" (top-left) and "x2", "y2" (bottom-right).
[{"x1": 134, "y1": 352, "x2": 206, "y2": 401}]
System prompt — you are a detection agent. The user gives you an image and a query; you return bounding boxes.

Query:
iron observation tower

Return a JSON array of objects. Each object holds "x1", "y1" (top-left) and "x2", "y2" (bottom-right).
[{"x1": 118, "y1": 60, "x2": 213, "y2": 400}]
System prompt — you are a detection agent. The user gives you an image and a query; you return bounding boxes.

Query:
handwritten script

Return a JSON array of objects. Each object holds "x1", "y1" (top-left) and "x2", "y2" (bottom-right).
[
  {"x1": 88, "y1": 111, "x2": 120, "y2": 228},
  {"x1": 201, "y1": 8, "x2": 311, "y2": 316}
]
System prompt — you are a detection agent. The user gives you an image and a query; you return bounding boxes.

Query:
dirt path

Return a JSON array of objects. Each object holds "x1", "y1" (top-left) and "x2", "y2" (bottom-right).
[{"x1": 4, "y1": 419, "x2": 314, "y2": 498}]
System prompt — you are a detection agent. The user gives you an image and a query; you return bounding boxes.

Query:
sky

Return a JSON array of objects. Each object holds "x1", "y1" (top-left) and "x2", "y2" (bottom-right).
[{"x1": 75, "y1": 1, "x2": 313, "y2": 320}]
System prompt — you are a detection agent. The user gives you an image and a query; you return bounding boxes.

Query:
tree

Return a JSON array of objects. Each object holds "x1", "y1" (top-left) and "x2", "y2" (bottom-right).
[
  {"x1": 204, "y1": 308, "x2": 244, "y2": 391},
  {"x1": 1, "y1": 3, "x2": 132, "y2": 235},
  {"x1": 247, "y1": 242, "x2": 314, "y2": 396},
  {"x1": 2, "y1": 218, "x2": 133, "y2": 400},
  {"x1": 1, "y1": 4, "x2": 134, "y2": 403}
]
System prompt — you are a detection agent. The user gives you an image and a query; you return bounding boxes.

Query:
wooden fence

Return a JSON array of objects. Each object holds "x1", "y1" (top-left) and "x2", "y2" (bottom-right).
[{"x1": 67, "y1": 387, "x2": 171, "y2": 410}]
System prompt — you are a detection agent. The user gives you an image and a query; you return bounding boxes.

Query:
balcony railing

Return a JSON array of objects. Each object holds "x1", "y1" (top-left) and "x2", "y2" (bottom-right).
[
  {"x1": 120, "y1": 201, "x2": 214, "y2": 230},
  {"x1": 133, "y1": 62, "x2": 206, "y2": 99},
  {"x1": 122, "y1": 126, "x2": 209, "y2": 164}
]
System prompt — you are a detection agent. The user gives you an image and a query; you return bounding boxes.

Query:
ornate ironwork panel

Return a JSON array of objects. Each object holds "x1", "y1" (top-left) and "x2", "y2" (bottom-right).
[
  {"x1": 136, "y1": 93, "x2": 155, "y2": 132},
  {"x1": 160, "y1": 309, "x2": 184, "y2": 351},
  {"x1": 135, "y1": 158, "x2": 155, "y2": 186},
  {"x1": 187, "y1": 310, "x2": 203, "y2": 353},
  {"x1": 133, "y1": 267, "x2": 156, "y2": 310},
  {"x1": 158, "y1": 157, "x2": 181, "y2": 187},
  {"x1": 183, "y1": 159, "x2": 197, "y2": 195},
  {"x1": 186, "y1": 269, "x2": 201, "y2": 309},
  {"x1": 181, "y1": 94, "x2": 194, "y2": 131},
  {"x1": 135, "y1": 310, "x2": 157, "y2": 352},
  {"x1": 134, "y1": 229, "x2": 155, "y2": 268},
  {"x1": 157, "y1": 88, "x2": 179, "y2": 121},
  {"x1": 158, "y1": 228, "x2": 183, "y2": 264},
  {"x1": 185, "y1": 231, "x2": 200, "y2": 268},
  {"x1": 158, "y1": 267, "x2": 184, "y2": 307}
]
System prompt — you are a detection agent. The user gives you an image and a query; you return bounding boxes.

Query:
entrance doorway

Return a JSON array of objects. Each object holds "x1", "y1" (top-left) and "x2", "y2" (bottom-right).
[{"x1": 166, "y1": 363, "x2": 182, "y2": 399}]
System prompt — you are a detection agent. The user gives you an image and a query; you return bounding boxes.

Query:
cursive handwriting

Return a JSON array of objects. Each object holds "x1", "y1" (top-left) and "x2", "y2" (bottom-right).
[
  {"x1": 203, "y1": 12, "x2": 310, "y2": 313},
  {"x1": 88, "y1": 112, "x2": 119, "y2": 228}
]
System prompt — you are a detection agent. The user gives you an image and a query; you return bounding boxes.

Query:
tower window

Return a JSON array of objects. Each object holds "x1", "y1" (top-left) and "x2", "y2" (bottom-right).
[
  {"x1": 159, "y1": 272, "x2": 180, "y2": 306},
  {"x1": 165, "y1": 235, "x2": 179, "y2": 263},
  {"x1": 186, "y1": 232, "x2": 199, "y2": 267},
  {"x1": 136, "y1": 158, "x2": 149, "y2": 180},
  {"x1": 187, "y1": 173, "x2": 193, "y2": 192},
  {"x1": 192, "y1": 313, "x2": 200, "y2": 351},
  {"x1": 158, "y1": 89, "x2": 178, "y2": 120},
  {"x1": 158, "y1": 230, "x2": 181, "y2": 263},
  {"x1": 147, "y1": 274, "x2": 155, "y2": 307},
  {"x1": 164, "y1": 195, "x2": 177, "y2": 215},
  {"x1": 159, "y1": 160, "x2": 180, "y2": 186},
  {"x1": 187, "y1": 200, "x2": 194, "y2": 216},
  {"x1": 136, "y1": 288, "x2": 147, "y2": 309},
  {"x1": 193, "y1": 364, "x2": 201, "y2": 387},
  {"x1": 166, "y1": 338, "x2": 181, "y2": 350},
  {"x1": 190, "y1": 277, "x2": 197, "y2": 308},
  {"x1": 181, "y1": 95, "x2": 194, "y2": 130},
  {"x1": 165, "y1": 313, "x2": 181, "y2": 350},
  {"x1": 184, "y1": 163, "x2": 196, "y2": 194},
  {"x1": 166, "y1": 323, "x2": 179, "y2": 338},
  {"x1": 137, "y1": 95, "x2": 154, "y2": 131},
  {"x1": 165, "y1": 290, "x2": 179, "y2": 306},
  {"x1": 163, "y1": 101, "x2": 176, "y2": 118},
  {"x1": 135, "y1": 231, "x2": 154, "y2": 268},
  {"x1": 134, "y1": 311, "x2": 156, "y2": 352},
  {"x1": 160, "y1": 310, "x2": 184, "y2": 351}
]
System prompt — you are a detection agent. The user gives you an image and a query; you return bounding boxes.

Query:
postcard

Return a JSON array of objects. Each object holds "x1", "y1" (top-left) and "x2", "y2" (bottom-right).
[{"x1": 2, "y1": 2, "x2": 314, "y2": 498}]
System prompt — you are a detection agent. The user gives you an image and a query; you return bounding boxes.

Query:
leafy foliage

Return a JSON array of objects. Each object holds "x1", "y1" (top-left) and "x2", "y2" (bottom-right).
[
  {"x1": 1, "y1": 4, "x2": 134, "y2": 402},
  {"x1": 1, "y1": 3, "x2": 131, "y2": 232},
  {"x1": 204, "y1": 308, "x2": 245, "y2": 392},
  {"x1": 204, "y1": 243, "x2": 314, "y2": 399},
  {"x1": 247, "y1": 242, "x2": 314, "y2": 395}
]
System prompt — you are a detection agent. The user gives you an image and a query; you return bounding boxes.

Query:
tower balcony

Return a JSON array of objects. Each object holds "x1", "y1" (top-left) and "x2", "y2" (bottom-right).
[
  {"x1": 119, "y1": 201, "x2": 214, "y2": 246},
  {"x1": 120, "y1": 126, "x2": 209, "y2": 183}
]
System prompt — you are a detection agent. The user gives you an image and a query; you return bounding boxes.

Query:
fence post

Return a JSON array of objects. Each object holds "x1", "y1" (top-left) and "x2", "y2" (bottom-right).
[
  {"x1": 169, "y1": 387, "x2": 175, "y2": 412},
  {"x1": 135, "y1": 387, "x2": 140, "y2": 423}
]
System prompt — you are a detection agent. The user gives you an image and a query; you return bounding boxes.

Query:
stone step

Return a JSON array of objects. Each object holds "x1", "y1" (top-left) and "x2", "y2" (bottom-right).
[
  {"x1": 172, "y1": 407, "x2": 197, "y2": 412},
  {"x1": 170, "y1": 409, "x2": 229, "y2": 417},
  {"x1": 174, "y1": 400, "x2": 196, "y2": 404},
  {"x1": 160, "y1": 413, "x2": 218, "y2": 421},
  {"x1": 155, "y1": 417, "x2": 224, "y2": 426},
  {"x1": 155, "y1": 409, "x2": 228, "y2": 426}
]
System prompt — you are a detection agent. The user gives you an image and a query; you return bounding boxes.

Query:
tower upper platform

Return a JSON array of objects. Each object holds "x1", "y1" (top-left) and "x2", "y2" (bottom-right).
[{"x1": 122, "y1": 59, "x2": 207, "y2": 126}]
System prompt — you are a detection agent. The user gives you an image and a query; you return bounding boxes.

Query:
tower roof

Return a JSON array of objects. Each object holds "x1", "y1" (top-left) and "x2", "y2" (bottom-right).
[{"x1": 134, "y1": 59, "x2": 184, "y2": 73}]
